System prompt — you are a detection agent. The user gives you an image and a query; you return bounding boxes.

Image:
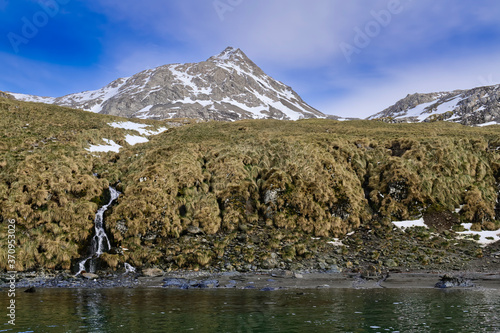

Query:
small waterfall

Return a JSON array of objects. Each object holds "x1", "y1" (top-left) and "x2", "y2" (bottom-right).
[{"x1": 77, "y1": 187, "x2": 120, "y2": 275}]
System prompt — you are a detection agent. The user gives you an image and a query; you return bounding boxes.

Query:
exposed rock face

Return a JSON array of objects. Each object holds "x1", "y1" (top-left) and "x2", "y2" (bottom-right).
[
  {"x1": 368, "y1": 85, "x2": 500, "y2": 125},
  {"x1": 10, "y1": 47, "x2": 325, "y2": 121},
  {"x1": 0, "y1": 91, "x2": 14, "y2": 100}
]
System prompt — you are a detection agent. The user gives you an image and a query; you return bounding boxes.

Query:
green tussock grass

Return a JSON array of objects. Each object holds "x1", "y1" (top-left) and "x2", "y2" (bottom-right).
[
  {"x1": 2, "y1": 96, "x2": 500, "y2": 271},
  {"x1": 108, "y1": 119, "x2": 500, "y2": 268},
  {"x1": 0, "y1": 97, "x2": 182, "y2": 270}
]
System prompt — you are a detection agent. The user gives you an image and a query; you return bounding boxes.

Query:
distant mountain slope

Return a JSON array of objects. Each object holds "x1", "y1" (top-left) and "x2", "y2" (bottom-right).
[
  {"x1": 11, "y1": 47, "x2": 325, "y2": 121},
  {"x1": 0, "y1": 91, "x2": 14, "y2": 100},
  {"x1": 368, "y1": 85, "x2": 500, "y2": 125}
]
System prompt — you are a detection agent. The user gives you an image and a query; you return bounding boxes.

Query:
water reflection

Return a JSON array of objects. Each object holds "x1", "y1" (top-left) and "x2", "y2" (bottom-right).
[
  {"x1": 74, "y1": 290, "x2": 108, "y2": 332},
  {"x1": 0, "y1": 288, "x2": 498, "y2": 332}
]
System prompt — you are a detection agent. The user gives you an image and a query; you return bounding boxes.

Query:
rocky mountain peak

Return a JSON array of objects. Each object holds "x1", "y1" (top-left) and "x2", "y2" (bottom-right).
[
  {"x1": 209, "y1": 46, "x2": 246, "y2": 62},
  {"x1": 10, "y1": 47, "x2": 326, "y2": 121}
]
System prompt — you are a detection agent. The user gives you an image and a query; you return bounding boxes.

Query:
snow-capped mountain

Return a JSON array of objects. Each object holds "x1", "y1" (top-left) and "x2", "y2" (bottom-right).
[
  {"x1": 368, "y1": 85, "x2": 500, "y2": 126},
  {"x1": 10, "y1": 47, "x2": 325, "y2": 121}
]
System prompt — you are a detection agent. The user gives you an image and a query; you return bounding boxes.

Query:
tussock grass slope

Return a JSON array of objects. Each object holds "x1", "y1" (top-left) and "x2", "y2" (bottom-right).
[
  {"x1": 109, "y1": 119, "x2": 500, "y2": 269},
  {"x1": 0, "y1": 98, "x2": 177, "y2": 270},
  {"x1": 1, "y1": 97, "x2": 500, "y2": 272}
]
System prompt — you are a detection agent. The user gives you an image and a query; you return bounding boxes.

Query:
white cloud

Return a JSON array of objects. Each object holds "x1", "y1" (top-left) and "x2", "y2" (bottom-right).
[
  {"x1": 5, "y1": 0, "x2": 500, "y2": 118},
  {"x1": 318, "y1": 52, "x2": 500, "y2": 118},
  {"x1": 88, "y1": 1, "x2": 500, "y2": 68},
  {"x1": 91, "y1": 0, "x2": 387, "y2": 68},
  {"x1": 112, "y1": 46, "x2": 188, "y2": 77},
  {"x1": 178, "y1": 0, "x2": 385, "y2": 68},
  {"x1": 97, "y1": 0, "x2": 500, "y2": 82}
]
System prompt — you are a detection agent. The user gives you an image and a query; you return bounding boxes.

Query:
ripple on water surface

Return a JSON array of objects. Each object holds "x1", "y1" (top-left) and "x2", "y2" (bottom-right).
[{"x1": 1, "y1": 288, "x2": 499, "y2": 332}]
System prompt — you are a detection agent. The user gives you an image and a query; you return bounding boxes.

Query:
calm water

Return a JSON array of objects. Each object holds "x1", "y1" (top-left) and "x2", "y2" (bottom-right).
[{"x1": 1, "y1": 287, "x2": 499, "y2": 332}]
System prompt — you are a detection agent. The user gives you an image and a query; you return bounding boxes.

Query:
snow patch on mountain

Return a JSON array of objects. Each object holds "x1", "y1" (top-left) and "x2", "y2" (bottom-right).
[
  {"x1": 369, "y1": 84, "x2": 500, "y2": 126},
  {"x1": 124, "y1": 134, "x2": 149, "y2": 145},
  {"x1": 86, "y1": 139, "x2": 122, "y2": 153},
  {"x1": 477, "y1": 121, "x2": 499, "y2": 127},
  {"x1": 86, "y1": 121, "x2": 167, "y2": 153},
  {"x1": 108, "y1": 121, "x2": 167, "y2": 135},
  {"x1": 10, "y1": 47, "x2": 326, "y2": 121},
  {"x1": 135, "y1": 105, "x2": 154, "y2": 119},
  {"x1": 9, "y1": 93, "x2": 55, "y2": 104},
  {"x1": 457, "y1": 223, "x2": 500, "y2": 246}
]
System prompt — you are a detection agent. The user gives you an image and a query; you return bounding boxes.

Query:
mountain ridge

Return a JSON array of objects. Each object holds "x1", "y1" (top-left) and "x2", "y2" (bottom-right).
[
  {"x1": 10, "y1": 47, "x2": 326, "y2": 121},
  {"x1": 368, "y1": 84, "x2": 500, "y2": 125}
]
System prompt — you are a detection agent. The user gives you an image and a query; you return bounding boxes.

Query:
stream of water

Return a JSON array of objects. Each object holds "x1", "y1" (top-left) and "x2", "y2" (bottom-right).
[{"x1": 77, "y1": 187, "x2": 120, "y2": 275}]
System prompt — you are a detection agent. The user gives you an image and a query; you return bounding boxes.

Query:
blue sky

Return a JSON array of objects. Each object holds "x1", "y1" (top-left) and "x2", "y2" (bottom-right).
[{"x1": 1, "y1": 0, "x2": 500, "y2": 118}]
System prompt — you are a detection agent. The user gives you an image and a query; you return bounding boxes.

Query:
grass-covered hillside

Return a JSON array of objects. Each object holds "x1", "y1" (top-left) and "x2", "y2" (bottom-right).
[
  {"x1": 1, "y1": 96, "x2": 500, "y2": 272},
  {"x1": 0, "y1": 97, "x2": 181, "y2": 271},
  {"x1": 108, "y1": 118, "x2": 500, "y2": 271}
]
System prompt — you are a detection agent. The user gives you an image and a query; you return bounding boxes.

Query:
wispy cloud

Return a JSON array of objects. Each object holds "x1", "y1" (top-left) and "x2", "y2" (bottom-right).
[
  {"x1": 1, "y1": 0, "x2": 500, "y2": 118},
  {"x1": 317, "y1": 52, "x2": 500, "y2": 118}
]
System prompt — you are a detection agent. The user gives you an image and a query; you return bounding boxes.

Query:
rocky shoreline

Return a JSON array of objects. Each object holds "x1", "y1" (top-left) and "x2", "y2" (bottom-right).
[
  {"x1": 2, "y1": 269, "x2": 499, "y2": 291},
  {"x1": 2, "y1": 222, "x2": 499, "y2": 291}
]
